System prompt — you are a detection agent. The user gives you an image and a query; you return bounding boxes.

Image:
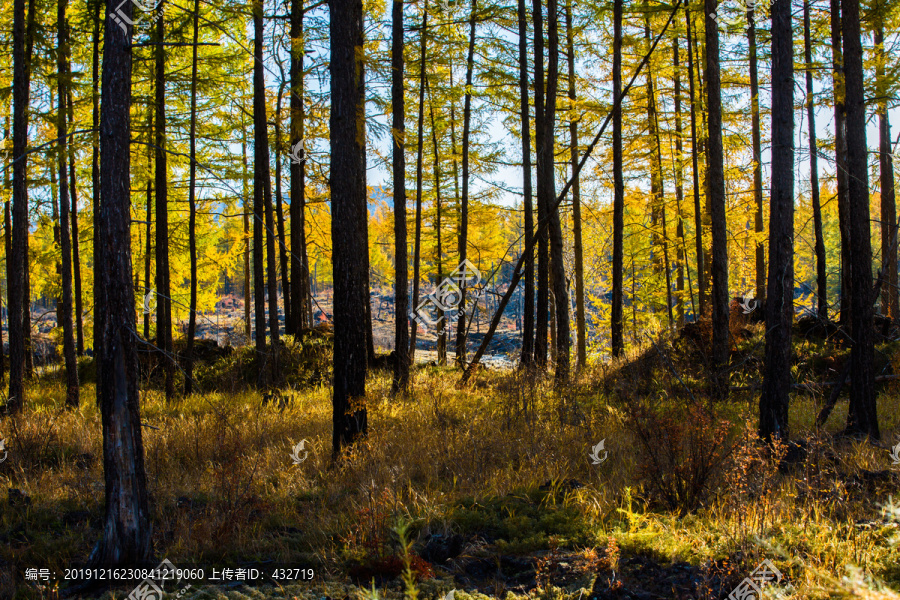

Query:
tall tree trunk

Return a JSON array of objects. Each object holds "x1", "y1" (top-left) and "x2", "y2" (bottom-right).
[
  {"x1": 89, "y1": 0, "x2": 152, "y2": 565},
  {"x1": 518, "y1": 0, "x2": 535, "y2": 366},
  {"x1": 409, "y1": 5, "x2": 428, "y2": 364},
  {"x1": 391, "y1": 0, "x2": 409, "y2": 392},
  {"x1": 331, "y1": 0, "x2": 368, "y2": 457},
  {"x1": 532, "y1": 0, "x2": 549, "y2": 368},
  {"x1": 185, "y1": 0, "x2": 200, "y2": 395},
  {"x1": 805, "y1": 0, "x2": 827, "y2": 321},
  {"x1": 154, "y1": 3, "x2": 174, "y2": 401},
  {"x1": 876, "y1": 14, "x2": 898, "y2": 322},
  {"x1": 685, "y1": 1, "x2": 705, "y2": 318},
  {"x1": 57, "y1": 0, "x2": 79, "y2": 407},
  {"x1": 242, "y1": 120, "x2": 252, "y2": 341},
  {"x1": 748, "y1": 6, "x2": 765, "y2": 304},
  {"x1": 704, "y1": 0, "x2": 729, "y2": 393},
  {"x1": 543, "y1": 0, "x2": 570, "y2": 381},
  {"x1": 830, "y1": 0, "x2": 851, "y2": 328},
  {"x1": 21, "y1": 0, "x2": 35, "y2": 382},
  {"x1": 290, "y1": 0, "x2": 311, "y2": 333},
  {"x1": 274, "y1": 90, "x2": 292, "y2": 337},
  {"x1": 566, "y1": 0, "x2": 586, "y2": 368},
  {"x1": 611, "y1": 0, "x2": 624, "y2": 357},
  {"x1": 673, "y1": 37, "x2": 691, "y2": 324},
  {"x1": 456, "y1": 0, "x2": 476, "y2": 367},
  {"x1": 252, "y1": 0, "x2": 269, "y2": 380},
  {"x1": 143, "y1": 99, "x2": 153, "y2": 341},
  {"x1": 66, "y1": 77, "x2": 84, "y2": 356},
  {"x1": 759, "y1": 0, "x2": 794, "y2": 441},
  {"x1": 429, "y1": 85, "x2": 447, "y2": 367},
  {"x1": 842, "y1": 0, "x2": 878, "y2": 439},
  {"x1": 91, "y1": 0, "x2": 101, "y2": 354}
]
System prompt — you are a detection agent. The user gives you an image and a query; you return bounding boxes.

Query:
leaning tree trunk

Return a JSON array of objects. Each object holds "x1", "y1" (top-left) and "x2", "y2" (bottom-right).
[
  {"x1": 391, "y1": 0, "x2": 409, "y2": 392},
  {"x1": 805, "y1": 0, "x2": 827, "y2": 321},
  {"x1": 518, "y1": 0, "x2": 535, "y2": 366},
  {"x1": 330, "y1": 0, "x2": 369, "y2": 457},
  {"x1": 185, "y1": 0, "x2": 200, "y2": 395},
  {"x1": 876, "y1": 15, "x2": 898, "y2": 322},
  {"x1": 704, "y1": 0, "x2": 729, "y2": 395},
  {"x1": 759, "y1": 0, "x2": 794, "y2": 441},
  {"x1": 57, "y1": 0, "x2": 79, "y2": 408},
  {"x1": 88, "y1": 0, "x2": 152, "y2": 566},
  {"x1": 611, "y1": 0, "x2": 624, "y2": 357},
  {"x1": 842, "y1": 0, "x2": 878, "y2": 439}
]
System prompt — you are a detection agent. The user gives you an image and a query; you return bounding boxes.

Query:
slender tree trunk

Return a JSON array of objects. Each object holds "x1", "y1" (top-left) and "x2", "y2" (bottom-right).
[
  {"x1": 185, "y1": 0, "x2": 200, "y2": 395},
  {"x1": 685, "y1": 1, "x2": 705, "y2": 318},
  {"x1": 252, "y1": 0, "x2": 269, "y2": 379},
  {"x1": 154, "y1": 2, "x2": 174, "y2": 401},
  {"x1": 805, "y1": 0, "x2": 827, "y2": 321},
  {"x1": 274, "y1": 90, "x2": 292, "y2": 337},
  {"x1": 704, "y1": 0, "x2": 729, "y2": 393},
  {"x1": 242, "y1": 121, "x2": 252, "y2": 341},
  {"x1": 89, "y1": 0, "x2": 152, "y2": 565},
  {"x1": 566, "y1": 0, "x2": 586, "y2": 368},
  {"x1": 876, "y1": 15, "x2": 897, "y2": 321},
  {"x1": 830, "y1": 0, "x2": 851, "y2": 328},
  {"x1": 429, "y1": 85, "x2": 447, "y2": 367},
  {"x1": 759, "y1": 0, "x2": 794, "y2": 441},
  {"x1": 748, "y1": 6, "x2": 765, "y2": 304},
  {"x1": 457, "y1": 0, "x2": 476, "y2": 367},
  {"x1": 91, "y1": 0, "x2": 101, "y2": 355},
  {"x1": 518, "y1": 0, "x2": 535, "y2": 366},
  {"x1": 673, "y1": 37, "x2": 691, "y2": 325},
  {"x1": 391, "y1": 0, "x2": 409, "y2": 392},
  {"x1": 290, "y1": 0, "x2": 311, "y2": 333},
  {"x1": 66, "y1": 76, "x2": 84, "y2": 356},
  {"x1": 57, "y1": 0, "x2": 79, "y2": 407},
  {"x1": 21, "y1": 0, "x2": 35, "y2": 382},
  {"x1": 532, "y1": 0, "x2": 549, "y2": 368},
  {"x1": 842, "y1": 0, "x2": 878, "y2": 439},
  {"x1": 611, "y1": 0, "x2": 624, "y2": 357},
  {"x1": 409, "y1": 6, "x2": 428, "y2": 364},
  {"x1": 330, "y1": 0, "x2": 368, "y2": 457},
  {"x1": 144, "y1": 176, "x2": 152, "y2": 340}
]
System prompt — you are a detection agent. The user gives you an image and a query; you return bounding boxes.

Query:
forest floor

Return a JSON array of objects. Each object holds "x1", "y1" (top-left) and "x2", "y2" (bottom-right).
[{"x1": 1, "y1": 322, "x2": 900, "y2": 599}]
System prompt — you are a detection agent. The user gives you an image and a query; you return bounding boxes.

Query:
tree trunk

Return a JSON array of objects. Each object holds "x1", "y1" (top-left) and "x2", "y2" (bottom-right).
[
  {"x1": 391, "y1": 0, "x2": 409, "y2": 392},
  {"x1": 409, "y1": 6, "x2": 428, "y2": 365},
  {"x1": 759, "y1": 0, "x2": 794, "y2": 441},
  {"x1": 673, "y1": 37, "x2": 692, "y2": 325},
  {"x1": 685, "y1": 1, "x2": 705, "y2": 318},
  {"x1": 57, "y1": 0, "x2": 79, "y2": 407},
  {"x1": 290, "y1": 0, "x2": 311, "y2": 333},
  {"x1": 518, "y1": 0, "x2": 535, "y2": 366},
  {"x1": 91, "y1": 0, "x2": 101, "y2": 355},
  {"x1": 830, "y1": 0, "x2": 851, "y2": 328},
  {"x1": 842, "y1": 0, "x2": 878, "y2": 439},
  {"x1": 429, "y1": 85, "x2": 447, "y2": 367},
  {"x1": 66, "y1": 76, "x2": 84, "y2": 356},
  {"x1": 457, "y1": 0, "x2": 477, "y2": 367},
  {"x1": 242, "y1": 120, "x2": 252, "y2": 341},
  {"x1": 89, "y1": 0, "x2": 152, "y2": 565},
  {"x1": 566, "y1": 0, "x2": 586, "y2": 368},
  {"x1": 532, "y1": 0, "x2": 549, "y2": 368},
  {"x1": 611, "y1": 0, "x2": 624, "y2": 357},
  {"x1": 144, "y1": 175, "x2": 152, "y2": 341},
  {"x1": 704, "y1": 0, "x2": 729, "y2": 393},
  {"x1": 330, "y1": 0, "x2": 368, "y2": 457},
  {"x1": 154, "y1": 3, "x2": 174, "y2": 401},
  {"x1": 185, "y1": 0, "x2": 200, "y2": 395},
  {"x1": 805, "y1": 0, "x2": 827, "y2": 321},
  {"x1": 876, "y1": 15, "x2": 897, "y2": 322},
  {"x1": 252, "y1": 0, "x2": 269, "y2": 381},
  {"x1": 748, "y1": 6, "x2": 765, "y2": 304}
]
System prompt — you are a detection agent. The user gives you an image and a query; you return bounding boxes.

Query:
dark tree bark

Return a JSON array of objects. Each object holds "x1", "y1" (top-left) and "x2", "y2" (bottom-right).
[
  {"x1": 876, "y1": 15, "x2": 898, "y2": 322},
  {"x1": 185, "y1": 0, "x2": 200, "y2": 395},
  {"x1": 91, "y1": 0, "x2": 101, "y2": 354},
  {"x1": 673, "y1": 38, "x2": 692, "y2": 324},
  {"x1": 611, "y1": 0, "x2": 624, "y2": 357},
  {"x1": 704, "y1": 0, "x2": 729, "y2": 392},
  {"x1": 842, "y1": 0, "x2": 878, "y2": 439},
  {"x1": 242, "y1": 121, "x2": 252, "y2": 340},
  {"x1": 830, "y1": 0, "x2": 851, "y2": 328},
  {"x1": 456, "y1": 0, "x2": 477, "y2": 367},
  {"x1": 21, "y1": 0, "x2": 34, "y2": 382},
  {"x1": 66, "y1": 76, "x2": 84, "y2": 356},
  {"x1": 685, "y1": 1, "x2": 705, "y2": 318},
  {"x1": 252, "y1": 0, "x2": 269, "y2": 376},
  {"x1": 805, "y1": 0, "x2": 827, "y2": 321},
  {"x1": 566, "y1": 0, "x2": 586, "y2": 368},
  {"x1": 428, "y1": 87, "x2": 447, "y2": 367},
  {"x1": 748, "y1": 6, "x2": 765, "y2": 304},
  {"x1": 57, "y1": 0, "x2": 79, "y2": 408},
  {"x1": 274, "y1": 88, "x2": 292, "y2": 337},
  {"x1": 330, "y1": 0, "x2": 368, "y2": 457},
  {"x1": 409, "y1": 6, "x2": 428, "y2": 364},
  {"x1": 518, "y1": 0, "x2": 535, "y2": 366},
  {"x1": 143, "y1": 175, "x2": 152, "y2": 341},
  {"x1": 88, "y1": 0, "x2": 152, "y2": 566},
  {"x1": 391, "y1": 0, "x2": 409, "y2": 392},
  {"x1": 290, "y1": 0, "x2": 312, "y2": 333},
  {"x1": 759, "y1": 0, "x2": 794, "y2": 441},
  {"x1": 532, "y1": 0, "x2": 549, "y2": 368},
  {"x1": 154, "y1": 3, "x2": 174, "y2": 401}
]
